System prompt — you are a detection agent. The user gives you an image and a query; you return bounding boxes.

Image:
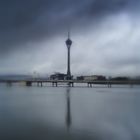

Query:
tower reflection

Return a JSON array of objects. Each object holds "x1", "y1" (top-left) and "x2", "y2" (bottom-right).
[{"x1": 65, "y1": 87, "x2": 72, "y2": 131}]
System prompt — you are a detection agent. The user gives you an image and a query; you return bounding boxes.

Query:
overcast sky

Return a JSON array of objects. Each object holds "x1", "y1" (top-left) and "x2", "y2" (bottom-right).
[{"x1": 0, "y1": 0, "x2": 140, "y2": 77}]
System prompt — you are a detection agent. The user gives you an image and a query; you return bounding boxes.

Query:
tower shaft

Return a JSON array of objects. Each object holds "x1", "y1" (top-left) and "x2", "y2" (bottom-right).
[
  {"x1": 67, "y1": 46, "x2": 71, "y2": 79},
  {"x1": 66, "y1": 31, "x2": 72, "y2": 80}
]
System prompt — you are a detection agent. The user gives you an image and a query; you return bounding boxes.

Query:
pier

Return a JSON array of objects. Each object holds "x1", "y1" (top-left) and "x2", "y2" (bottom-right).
[{"x1": 0, "y1": 80, "x2": 140, "y2": 88}]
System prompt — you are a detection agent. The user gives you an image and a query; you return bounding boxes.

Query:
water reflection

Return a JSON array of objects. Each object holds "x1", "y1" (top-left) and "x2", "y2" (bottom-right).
[
  {"x1": 1, "y1": 85, "x2": 140, "y2": 140},
  {"x1": 65, "y1": 87, "x2": 72, "y2": 131}
]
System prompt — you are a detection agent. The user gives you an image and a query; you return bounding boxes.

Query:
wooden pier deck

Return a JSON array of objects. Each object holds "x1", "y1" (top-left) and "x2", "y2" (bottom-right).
[{"x1": 0, "y1": 79, "x2": 140, "y2": 88}]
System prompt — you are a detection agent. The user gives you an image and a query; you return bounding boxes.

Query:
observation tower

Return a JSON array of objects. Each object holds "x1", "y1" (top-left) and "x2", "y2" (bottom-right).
[{"x1": 65, "y1": 32, "x2": 72, "y2": 80}]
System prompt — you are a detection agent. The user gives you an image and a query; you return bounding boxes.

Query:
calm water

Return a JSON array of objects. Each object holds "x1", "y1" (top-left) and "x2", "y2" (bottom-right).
[{"x1": 0, "y1": 84, "x2": 140, "y2": 140}]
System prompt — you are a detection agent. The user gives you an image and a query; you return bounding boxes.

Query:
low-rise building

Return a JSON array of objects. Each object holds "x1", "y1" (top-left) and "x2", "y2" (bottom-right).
[
  {"x1": 50, "y1": 73, "x2": 67, "y2": 80},
  {"x1": 77, "y1": 75, "x2": 106, "y2": 81}
]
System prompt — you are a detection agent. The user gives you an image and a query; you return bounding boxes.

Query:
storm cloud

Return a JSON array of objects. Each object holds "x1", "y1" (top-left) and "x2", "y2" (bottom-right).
[
  {"x1": 0, "y1": 0, "x2": 140, "y2": 76},
  {"x1": 0, "y1": 0, "x2": 139, "y2": 53}
]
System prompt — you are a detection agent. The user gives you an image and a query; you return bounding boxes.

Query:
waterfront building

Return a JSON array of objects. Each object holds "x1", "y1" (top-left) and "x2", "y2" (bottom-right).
[
  {"x1": 77, "y1": 75, "x2": 106, "y2": 81},
  {"x1": 50, "y1": 73, "x2": 67, "y2": 80}
]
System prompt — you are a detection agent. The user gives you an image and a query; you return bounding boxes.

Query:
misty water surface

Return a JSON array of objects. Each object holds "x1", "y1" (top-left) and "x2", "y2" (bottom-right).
[{"x1": 0, "y1": 84, "x2": 140, "y2": 140}]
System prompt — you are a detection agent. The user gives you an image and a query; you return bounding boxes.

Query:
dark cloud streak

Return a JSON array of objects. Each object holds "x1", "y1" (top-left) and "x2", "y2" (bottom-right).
[{"x1": 0, "y1": 0, "x2": 139, "y2": 54}]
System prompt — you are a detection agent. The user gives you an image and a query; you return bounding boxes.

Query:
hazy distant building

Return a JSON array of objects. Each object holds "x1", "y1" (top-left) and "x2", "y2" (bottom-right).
[
  {"x1": 134, "y1": 76, "x2": 140, "y2": 80},
  {"x1": 111, "y1": 77, "x2": 129, "y2": 81}
]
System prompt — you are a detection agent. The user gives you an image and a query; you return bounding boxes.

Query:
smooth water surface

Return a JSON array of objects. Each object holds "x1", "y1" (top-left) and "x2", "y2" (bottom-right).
[{"x1": 0, "y1": 84, "x2": 140, "y2": 140}]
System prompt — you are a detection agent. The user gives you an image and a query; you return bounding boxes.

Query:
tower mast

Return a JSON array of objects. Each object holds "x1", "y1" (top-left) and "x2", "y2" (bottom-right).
[{"x1": 65, "y1": 31, "x2": 72, "y2": 80}]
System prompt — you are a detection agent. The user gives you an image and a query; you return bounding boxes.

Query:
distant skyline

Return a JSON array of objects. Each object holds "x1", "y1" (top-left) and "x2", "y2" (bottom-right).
[{"x1": 0, "y1": 0, "x2": 140, "y2": 77}]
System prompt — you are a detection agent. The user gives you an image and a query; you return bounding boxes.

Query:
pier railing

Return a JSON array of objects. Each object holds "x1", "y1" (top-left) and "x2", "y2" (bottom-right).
[{"x1": 0, "y1": 79, "x2": 140, "y2": 87}]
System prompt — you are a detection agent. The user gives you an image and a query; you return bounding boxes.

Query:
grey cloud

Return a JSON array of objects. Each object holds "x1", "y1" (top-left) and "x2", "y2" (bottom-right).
[{"x1": 0, "y1": 0, "x2": 139, "y2": 54}]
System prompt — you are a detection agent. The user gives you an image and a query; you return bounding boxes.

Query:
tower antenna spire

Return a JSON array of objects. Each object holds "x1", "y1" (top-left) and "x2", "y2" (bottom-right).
[
  {"x1": 68, "y1": 30, "x2": 70, "y2": 39},
  {"x1": 68, "y1": 27, "x2": 71, "y2": 39}
]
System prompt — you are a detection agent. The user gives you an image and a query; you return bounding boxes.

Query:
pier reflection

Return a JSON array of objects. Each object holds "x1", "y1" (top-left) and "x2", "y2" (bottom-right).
[{"x1": 65, "y1": 87, "x2": 72, "y2": 131}]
